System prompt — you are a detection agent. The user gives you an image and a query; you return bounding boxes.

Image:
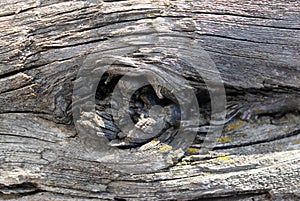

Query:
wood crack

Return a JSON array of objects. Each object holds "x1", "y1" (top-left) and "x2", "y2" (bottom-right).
[
  {"x1": 198, "y1": 33, "x2": 283, "y2": 45},
  {"x1": 0, "y1": 133, "x2": 57, "y2": 143},
  {"x1": 0, "y1": 0, "x2": 299, "y2": 199},
  {"x1": 0, "y1": 182, "x2": 44, "y2": 198},
  {"x1": 42, "y1": 38, "x2": 109, "y2": 49},
  {"x1": 191, "y1": 11, "x2": 276, "y2": 20},
  {"x1": 214, "y1": 129, "x2": 300, "y2": 150}
]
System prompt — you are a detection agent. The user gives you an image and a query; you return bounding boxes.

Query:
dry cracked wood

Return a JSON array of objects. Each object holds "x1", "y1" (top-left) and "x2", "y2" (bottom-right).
[{"x1": 0, "y1": 0, "x2": 299, "y2": 200}]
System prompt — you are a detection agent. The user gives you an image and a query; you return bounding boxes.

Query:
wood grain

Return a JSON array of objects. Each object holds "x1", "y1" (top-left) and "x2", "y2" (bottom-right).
[{"x1": 0, "y1": 0, "x2": 299, "y2": 200}]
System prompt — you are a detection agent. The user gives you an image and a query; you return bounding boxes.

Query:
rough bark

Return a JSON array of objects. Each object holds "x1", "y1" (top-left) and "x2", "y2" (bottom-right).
[{"x1": 0, "y1": 0, "x2": 299, "y2": 200}]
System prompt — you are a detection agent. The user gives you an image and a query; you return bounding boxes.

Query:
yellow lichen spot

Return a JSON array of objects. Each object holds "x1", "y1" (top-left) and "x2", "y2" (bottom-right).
[
  {"x1": 145, "y1": 13, "x2": 156, "y2": 18},
  {"x1": 215, "y1": 155, "x2": 229, "y2": 161},
  {"x1": 176, "y1": 160, "x2": 189, "y2": 166},
  {"x1": 21, "y1": 73, "x2": 31, "y2": 79},
  {"x1": 164, "y1": 1, "x2": 171, "y2": 6},
  {"x1": 159, "y1": 144, "x2": 172, "y2": 152},
  {"x1": 30, "y1": 92, "x2": 36, "y2": 97},
  {"x1": 203, "y1": 172, "x2": 211, "y2": 176},
  {"x1": 151, "y1": 139, "x2": 158, "y2": 143},
  {"x1": 225, "y1": 119, "x2": 244, "y2": 131},
  {"x1": 254, "y1": 109, "x2": 262, "y2": 113},
  {"x1": 182, "y1": 161, "x2": 188, "y2": 165},
  {"x1": 191, "y1": 162, "x2": 196, "y2": 165},
  {"x1": 187, "y1": 147, "x2": 198, "y2": 153},
  {"x1": 214, "y1": 155, "x2": 236, "y2": 163},
  {"x1": 275, "y1": 145, "x2": 282, "y2": 149},
  {"x1": 216, "y1": 136, "x2": 231, "y2": 143},
  {"x1": 219, "y1": 153, "x2": 228, "y2": 157},
  {"x1": 292, "y1": 140, "x2": 300, "y2": 145}
]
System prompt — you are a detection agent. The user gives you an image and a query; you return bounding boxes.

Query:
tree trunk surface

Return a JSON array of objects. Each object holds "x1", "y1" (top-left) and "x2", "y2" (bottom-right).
[{"x1": 0, "y1": 0, "x2": 299, "y2": 200}]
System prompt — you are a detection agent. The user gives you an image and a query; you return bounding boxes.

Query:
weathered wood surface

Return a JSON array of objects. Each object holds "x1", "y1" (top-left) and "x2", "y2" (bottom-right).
[{"x1": 0, "y1": 0, "x2": 299, "y2": 200}]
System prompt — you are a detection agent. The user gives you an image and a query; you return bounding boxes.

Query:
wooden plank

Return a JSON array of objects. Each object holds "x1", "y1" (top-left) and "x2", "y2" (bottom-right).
[{"x1": 0, "y1": 0, "x2": 299, "y2": 200}]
